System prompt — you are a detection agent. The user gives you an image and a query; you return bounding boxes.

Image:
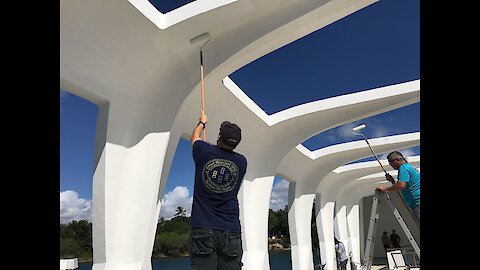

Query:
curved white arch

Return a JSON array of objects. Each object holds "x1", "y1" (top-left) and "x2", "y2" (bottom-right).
[
  {"x1": 323, "y1": 156, "x2": 421, "y2": 202},
  {"x1": 170, "y1": 72, "x2": 418, "y2": 270},
  {"x1": 334, "y1": 158, "x2": 420, "y2": 265},
  {"x1": 59, "y1": 0, "x2": 422, "y2": 270},
  {"x1": 277, "y1": 134, "x2": 419, "y2": 270}
]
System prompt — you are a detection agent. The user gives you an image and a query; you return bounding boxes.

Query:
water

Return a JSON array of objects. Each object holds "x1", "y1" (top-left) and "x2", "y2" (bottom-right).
[{"x1": 77, "y1": 250, "x2": 316, "y2": 269}]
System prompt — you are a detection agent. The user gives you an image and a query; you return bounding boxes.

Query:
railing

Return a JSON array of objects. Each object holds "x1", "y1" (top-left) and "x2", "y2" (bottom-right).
[
  {"x1": 388, "y1": 247, "x2": 420, "y2": 269},
  {"x1": 60, "y1": 258, "x2": 79, "y2": 270}
]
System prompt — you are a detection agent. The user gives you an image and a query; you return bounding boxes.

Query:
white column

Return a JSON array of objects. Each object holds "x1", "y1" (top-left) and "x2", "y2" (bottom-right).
[
  {"x1": 238, "y1": 176, "x2": 275, "y2": 270},
  {"x1": 336, "y1": 204, "x2": 351, "y2": 270},
  {"x1": 346, "y1": 203, "x2": 361, "y2": 266},
  {"x1": 288, "y1": 183, "x2": 315, "y2": 270},
  {"x1": 92, "y1": 132, "x2": 170, "y2": 270},
  {"x1": 315, "y1": 195, "x2": 337, "y2": 270}
]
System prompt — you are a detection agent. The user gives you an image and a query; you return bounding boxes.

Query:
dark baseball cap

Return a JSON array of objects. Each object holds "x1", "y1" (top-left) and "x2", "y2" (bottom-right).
[{"x1": 220, "y1": 121, "x2": 241, "y2": 147}]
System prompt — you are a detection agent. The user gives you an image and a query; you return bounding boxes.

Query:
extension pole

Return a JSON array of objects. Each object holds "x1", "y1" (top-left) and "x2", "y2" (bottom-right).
[
  {"x1": 190, "y1": 32, "x2": 210, "y2": 141},
  {"x1": 363, "y1": 137, "x2": 388, "y2": 175},
  {"x1": 200, "y1": 50, "x2": 206, "y2": 141},
  {"x1": 352, "y1": 124, "x2": 392, "y2": 184}
]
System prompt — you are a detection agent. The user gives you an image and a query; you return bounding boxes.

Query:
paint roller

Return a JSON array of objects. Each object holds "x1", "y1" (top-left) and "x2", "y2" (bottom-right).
[{"x1": 352, "y1": 123, "x2": 389, "y2": 175}]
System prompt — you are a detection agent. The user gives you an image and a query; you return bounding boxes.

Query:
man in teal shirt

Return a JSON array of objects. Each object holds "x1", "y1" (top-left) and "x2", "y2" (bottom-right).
[{"x1": 376, "y1": 151, "x2": 420, "y2": 225}]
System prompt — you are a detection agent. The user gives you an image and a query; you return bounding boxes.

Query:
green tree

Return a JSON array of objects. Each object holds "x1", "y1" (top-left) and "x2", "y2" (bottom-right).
[
  {"x1": 60, "y1": 237, "x2": 81, "y2": 259},
  {"x1": 155, "y1": 232, "x2": 189, "y2": 257},
  {"x1": 159, "y1": 216, "x2": 190, "y2": 234},
  {"x1": 268, "y1": 206, "x2": 291, "y2": 248},
  {"x1": 275, "y1": 207, "x2": 289, "y2": 237},
  {"x1": 60, "y1": 220, "x2": 92, "y2": 260},
  {"x1": 268, "y1": 209, "x2": 280, "y2": 236},
  {"x1": 153, "y1": 216, "x2": 191, "y2": 258}
]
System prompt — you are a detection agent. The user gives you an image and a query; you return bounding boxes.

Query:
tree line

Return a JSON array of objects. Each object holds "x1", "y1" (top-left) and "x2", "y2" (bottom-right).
[
  {"x1": 60, "y1": 220, "x2": 93, "y2": 260},
  {"x1": 267, "y1": 204, "x2": 319, "y2": 249},
  {"x1": 60, "y1": 205, "x2": 319, "y2": 260}
]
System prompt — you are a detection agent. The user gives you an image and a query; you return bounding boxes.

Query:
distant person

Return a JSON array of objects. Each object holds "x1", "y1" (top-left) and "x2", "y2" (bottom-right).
[
  {"x1": 335, "y1": 237, "x2": 348, "y2": 270},
  {"x1": 381, "y1": 231, "x2": 392, "y2": 252},
  {"x1": 389, "y1": 230, "x2": 401, "y2": 248},
  {"x1": 376, "y1": 151, "x2": 420, "y2": 225},
  {"x1": 189, "y1": 110, "x2": 248, "y2": 270}
]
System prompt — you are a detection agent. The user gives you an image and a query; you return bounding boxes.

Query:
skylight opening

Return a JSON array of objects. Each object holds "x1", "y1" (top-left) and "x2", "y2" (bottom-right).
[
  {"x1": 148, "y1": 0, "x2": 196, "y2": 13},
  {"x1": 228, "y1": 0, "x2": 419, "y2": 115},
  {"x1": 300, "y1": 103, "x2": 420, "y2": 152},
  {"x1": 128, "y1": 0, "x2": 238, "y2": 29}
]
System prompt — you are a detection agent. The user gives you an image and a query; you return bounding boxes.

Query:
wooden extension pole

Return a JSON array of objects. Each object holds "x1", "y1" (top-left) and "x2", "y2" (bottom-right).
[
  {"x1": 200, "y1": 50, "x2": 206, "y2": 141},
  {"x1": 191, "y1": 32, "x2": 210, "y2": 141}
]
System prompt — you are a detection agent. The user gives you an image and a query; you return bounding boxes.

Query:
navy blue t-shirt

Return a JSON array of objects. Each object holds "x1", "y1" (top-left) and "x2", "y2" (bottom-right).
[{"x1": 191, "y1": 140, "x2": 247, "y2": 232}]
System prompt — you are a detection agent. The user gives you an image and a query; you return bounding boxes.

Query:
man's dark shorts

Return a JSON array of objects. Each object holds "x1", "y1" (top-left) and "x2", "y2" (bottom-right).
[{"x1": 189, "y1": 227, "x2": 243, "y2": 270}]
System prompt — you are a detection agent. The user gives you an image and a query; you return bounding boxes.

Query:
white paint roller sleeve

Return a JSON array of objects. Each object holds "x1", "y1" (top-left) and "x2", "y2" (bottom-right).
[{"x1": 352, "y1": 124, "x2": 366, "y2": 132}]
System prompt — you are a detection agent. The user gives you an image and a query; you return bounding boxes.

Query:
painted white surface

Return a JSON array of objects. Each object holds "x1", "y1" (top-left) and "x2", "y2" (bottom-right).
[
  {"x1": 338, "y1": 162, "x2": 420, "y2": 265},
  {"x1": 335, "y1": 157, "x2": 420, "y2": 266},
  {"x1": 277, "y1": 134, "x2": 419, "y2": 270},
  {"x1": 238, "y1": 176, "x2": 275, "y2": 270},
  {"x1": 59, "y1": 0, "x2": 422, "y2": 269},
  {"x1": 92, "y1": 133, "x2": 170, "y2": 270},
  {"x1": 288, "y1": 187, "x2": 316, "y2": 270}
]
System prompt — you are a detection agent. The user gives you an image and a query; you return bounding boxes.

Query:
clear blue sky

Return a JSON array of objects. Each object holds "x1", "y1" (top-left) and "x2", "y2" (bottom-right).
[{"x1": 60, "y1": 0, "x2": 419, "y2": 221}]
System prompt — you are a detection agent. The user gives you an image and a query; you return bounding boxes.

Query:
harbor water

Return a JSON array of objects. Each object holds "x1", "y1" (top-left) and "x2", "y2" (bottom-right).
[{"x1": 77, "y1": 249, "x2": 322, "y2": 270}]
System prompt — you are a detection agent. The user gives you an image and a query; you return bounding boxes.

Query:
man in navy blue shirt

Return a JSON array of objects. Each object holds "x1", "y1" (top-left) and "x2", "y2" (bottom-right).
[{"x1": 189, "y1": 110, "x2": 247, "y2": 270}]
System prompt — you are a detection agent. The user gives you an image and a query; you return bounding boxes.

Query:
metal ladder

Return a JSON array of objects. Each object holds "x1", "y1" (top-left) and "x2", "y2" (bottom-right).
[{"x1": 359, "y1": 190, "x2": 420, "y2": 270}]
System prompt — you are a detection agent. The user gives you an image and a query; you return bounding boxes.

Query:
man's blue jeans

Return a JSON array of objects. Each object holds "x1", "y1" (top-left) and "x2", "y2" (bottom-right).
[
  {"x1": 412, "y1": 204, "x2": 420, "y2": 225},
  {"x1": 189, "y1": 227, "x2": 243, "y2": 270}
]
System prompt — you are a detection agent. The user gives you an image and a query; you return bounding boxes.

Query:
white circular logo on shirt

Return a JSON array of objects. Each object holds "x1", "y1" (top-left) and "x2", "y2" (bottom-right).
[{"x1": 202, "y1": 159, "x2": 239, "y2": 193}]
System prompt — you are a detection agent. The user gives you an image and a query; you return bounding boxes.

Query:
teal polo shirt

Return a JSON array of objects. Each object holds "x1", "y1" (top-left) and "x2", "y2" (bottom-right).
[{"x1": 397, "y1": 163, "x2": 420, "y2": 208}]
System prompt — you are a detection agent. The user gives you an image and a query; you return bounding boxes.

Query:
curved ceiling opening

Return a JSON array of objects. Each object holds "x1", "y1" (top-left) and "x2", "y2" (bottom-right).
[
  {"x1": 229, "y1": 0, "x2": 419, "y2": 115},
  {"x1": 128, "y1": 0, "x2": 237, "y2": 29},
  {"x1": 302, "y1": 103, "x2": 420, "y2": 152},
  {"x1": 148, "y1": 0, "x2": 197, "y2": 13},
  {"x1": 228, "y1": 0, "x2": 419, "y2": 151}
]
